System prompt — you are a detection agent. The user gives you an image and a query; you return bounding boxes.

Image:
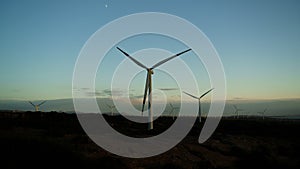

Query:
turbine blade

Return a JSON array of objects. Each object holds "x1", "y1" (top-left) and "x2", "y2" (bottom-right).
[
  {"x1": 169, "y1": 105, "x2": 174, "y2": 113},
  {"x1": 151, "y1": 49, "x2": 191, "y2": 69},
  {"x1": 28, "y1": 101, "x2": 35, "y2": 107},
  {"x1": 141, "y1": 72, "x2": 150, "y2": 113},
  {"x1": 169, "y1": 103, "x2": 174, "y2": 109},
  {"x1": 38, "y1": 101, "x2": 46, "y2": 106},
  {"x1": 200, "y1": 88, "x2": 214, "y2": 99},
  {"x1": 116, "y1": 47, "x2": 148, "y2": 69},
  {"x1": 264, "y1": 108, "x2": 267, "y2": 112},
  {"x1": 233, "y1": 105, "x2": 237, "y2": 110},
  {"x1": 106, "y1": 103, "x2": 111, "y2": 108},
  {"x1": 183, "y1": 91, "x2": 199, "y2": 100}
]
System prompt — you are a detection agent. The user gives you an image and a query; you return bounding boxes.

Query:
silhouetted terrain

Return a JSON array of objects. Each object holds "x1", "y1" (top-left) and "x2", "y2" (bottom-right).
[{"x1": 0, "y1": 111, "x2": 299, "y2": 169}]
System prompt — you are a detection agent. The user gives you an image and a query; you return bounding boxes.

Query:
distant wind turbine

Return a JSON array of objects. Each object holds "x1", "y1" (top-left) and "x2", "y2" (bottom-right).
[
  {"x1": 233, "y1": 105, "x2": 244, "y2": 119},
  {"x1": 106, "y1": 104, "x2": 116, "y2": 116},
  {"x1": 28, "y1": 101, "x2": 46, "y2": 112},
  {"x1": 258, "y1": 108, "x2": 267, "y2": 120},
  {"x1": 169, "y1": 103, "x2": 179, "y2": 120},
  {"x1": 117, "y1": 47, "x2": 191, "y2": 130},
  {"x1": 183, "y1": 88, "x2": 214, "y2": 122}
]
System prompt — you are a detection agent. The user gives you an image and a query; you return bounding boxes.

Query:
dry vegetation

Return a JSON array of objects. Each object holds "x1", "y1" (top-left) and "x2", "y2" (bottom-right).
[{"x1": 0, "y1": 111, "x2": 299, "y2": 169}]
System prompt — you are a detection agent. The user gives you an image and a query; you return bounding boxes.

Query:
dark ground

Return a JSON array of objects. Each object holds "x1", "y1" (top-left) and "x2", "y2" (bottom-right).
[{"x1": 0, "y1": 111, "x2": 299, "y2": 169}]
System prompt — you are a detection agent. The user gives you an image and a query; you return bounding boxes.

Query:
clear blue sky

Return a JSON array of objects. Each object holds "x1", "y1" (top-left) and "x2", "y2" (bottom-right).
[{"x1": 0, "y1": 0, "x2": 300, "y2": 100}]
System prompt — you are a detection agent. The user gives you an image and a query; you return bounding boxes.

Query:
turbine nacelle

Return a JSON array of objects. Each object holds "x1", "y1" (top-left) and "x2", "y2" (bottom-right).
[{"x1": 148, "y1": 69, "x2": 154, "y2": 75}]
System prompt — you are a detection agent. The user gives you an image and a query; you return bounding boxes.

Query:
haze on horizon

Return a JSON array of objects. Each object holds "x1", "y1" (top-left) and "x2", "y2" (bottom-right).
[{"x1": 0, "y1": 0, "x2": 300, "y2": 103}]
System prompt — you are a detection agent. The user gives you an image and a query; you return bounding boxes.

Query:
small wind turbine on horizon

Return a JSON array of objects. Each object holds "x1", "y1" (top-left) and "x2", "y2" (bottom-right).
[
  {"x1": 183, "y1": 88, "x2": 214, "y2": 123},
  {"x1": 117, "y1": 47, "x2": 192, "y2": 130},
  {"x1": 233, "y1": 105, "x2": 244, "y2": 119},
  {"x1": 258, "y1": 108, "x2": 267, "y2": 120},
  {"x1": 106, "y1": 104, "x2": 116, "y2": 116},
  {"x1": 28, "y1": 101, "x2": 46, "y2": 112},
  {"x1": 169, "y1": 103, "x2": 179, "y2": 120}
]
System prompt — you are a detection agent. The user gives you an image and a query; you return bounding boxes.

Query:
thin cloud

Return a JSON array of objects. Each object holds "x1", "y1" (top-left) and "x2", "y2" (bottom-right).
[
  {"x1": 233, "y1": 97, "x2": 244, "y2": 100},
  {"x1": 11, "y1": 89, "x2": 21, "y2": 93},
  {"x1": 101, "y1": 89, "x2": 129, "y2": 97},
  {"x1": 231, "y1": 97, "x2": 248, "y2": 100},
  {"x1": 85, "y1": 91, "x2": 105, "y2": 97},
  {"x1": 158, "y1": 88, "x2": 178, "y2": 91},
  {"x1": 130, "y1": 95, "x2": 144, "y2": 99}
]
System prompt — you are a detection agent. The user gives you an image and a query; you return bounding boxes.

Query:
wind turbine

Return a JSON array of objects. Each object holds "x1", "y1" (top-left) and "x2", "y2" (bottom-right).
[
  {"x1": 233, "y1": 105, "x2": 243, "y2": 119},
  {"x1": 106, "y1": 103, "x2": 116, "y2": 116},
  {"x1": 169, "y1": 103, "x2": 179, "y2": 120},
  {"x1": 183, "y1": 88, "x2": 214, "y2": 123},
  {"x1": 28, "y1": 101, "x2": 46, "y2": 112},
  {"x1": 258, "y1": 108, "x2": 267, "y2": 120},
  {"x1": 117, "y1": 47, "x2": 191, "y2": 130}
]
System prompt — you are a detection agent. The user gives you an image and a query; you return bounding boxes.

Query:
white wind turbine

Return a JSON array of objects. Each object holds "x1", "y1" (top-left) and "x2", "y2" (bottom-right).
[
  {"x1": 117, "y1": 47, "x2": 191, "y2": 130},
  {"x1": 169, "y1": 103, "x2": 179, "y2": 120},
  {"x1": 258, "y1": 108, "x2": 267, "y2": 120},
  {"x1": 28, "y1": 101, "x2": 46, "y2": 112},
  {"x1": 233, "y1": 105, "x2": 244, "y2": 119},
  {"x1": 106, "y1": 103, "x2": 116, "y2": 116},
  {"x1": 183, "y1": 88, "x2": 214, "y2": 123}
]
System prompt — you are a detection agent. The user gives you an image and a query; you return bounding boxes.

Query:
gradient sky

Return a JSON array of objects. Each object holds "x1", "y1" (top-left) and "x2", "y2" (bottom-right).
[{"x1": 0, "y1": 0, "x2": 300, "y2": 101}]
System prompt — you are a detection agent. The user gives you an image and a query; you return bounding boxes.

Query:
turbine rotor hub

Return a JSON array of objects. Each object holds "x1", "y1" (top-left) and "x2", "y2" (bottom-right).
[{"x1": 148, "y1": 69, "x2": 154, "y2": 74}]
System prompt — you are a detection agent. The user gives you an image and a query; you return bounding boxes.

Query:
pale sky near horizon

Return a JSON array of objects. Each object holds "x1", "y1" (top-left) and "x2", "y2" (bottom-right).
[{"x1": 0, "y1": 0, "x2": 300, "y2": 101}]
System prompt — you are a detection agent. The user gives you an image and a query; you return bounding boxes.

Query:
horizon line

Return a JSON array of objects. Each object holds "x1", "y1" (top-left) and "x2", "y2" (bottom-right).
[{"x1": 1, "y1": 97, "x2": 300, "y2": 102}]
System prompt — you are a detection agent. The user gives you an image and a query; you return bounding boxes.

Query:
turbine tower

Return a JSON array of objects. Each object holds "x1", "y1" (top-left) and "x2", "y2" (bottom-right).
[
  {"x1": 28, "y1": 101, "x2": 46, "y2": 112},
  {"x1": 183, "y1": 88, "x2": 214, "y2": 123},
  {"x1": 106, "y1": 103, "x2": 116, "y2": 116},
  {"x1": 258, "y1": 108, "x2": 267, "y2": 120},
  {"x1": 233, "y1": 105, "x2": 243, "y2": 119},
  {"x1": 117, "y1": 47, "x2": 191, "y2": 130},
  {"x1": 169, "y1": 103, "x2": 179, "y2": 120}
]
